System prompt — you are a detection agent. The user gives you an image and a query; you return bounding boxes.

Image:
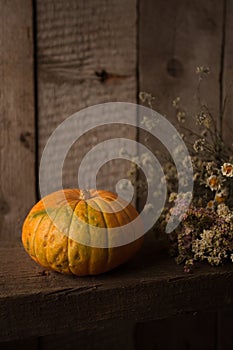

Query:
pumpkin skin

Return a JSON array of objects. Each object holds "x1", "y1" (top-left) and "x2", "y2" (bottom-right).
[{"x1": 22, "y1": 189, "x2": 144, "y2": 276}]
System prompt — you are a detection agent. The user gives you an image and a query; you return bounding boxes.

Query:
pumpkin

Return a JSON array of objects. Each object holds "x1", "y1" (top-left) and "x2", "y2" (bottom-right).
[{"x1": 22, "y1": 189, "x2": 144, "y2": 276}]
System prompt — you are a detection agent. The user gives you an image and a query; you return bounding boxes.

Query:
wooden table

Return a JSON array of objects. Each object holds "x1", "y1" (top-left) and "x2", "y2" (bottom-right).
[{"x1": 1, "y1": 239, "x2": 233, "y2": 347}]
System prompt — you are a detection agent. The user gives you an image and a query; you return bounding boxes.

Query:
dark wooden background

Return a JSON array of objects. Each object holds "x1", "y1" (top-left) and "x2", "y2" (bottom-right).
[
  {"x1": 1, "y1": 0, "x2": 233, "y2": 349},
  {"x1": 1, "y1": 0, "x2": 232, "y2": 243}
]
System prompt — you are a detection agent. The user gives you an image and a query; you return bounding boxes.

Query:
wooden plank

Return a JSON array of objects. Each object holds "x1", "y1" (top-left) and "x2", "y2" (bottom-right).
[
  {"x1": 1, "y1": 244, "x2": 233, "y2": 342},
  {"x1": 41, "y1": 321, "x2": 135, "y2": 350},
  {"x1": 222, "y1": 0, "x2": 233, "y2": 146},
  {"x1": 0, "y1": 338, "x2": 38, "y2": 350},
  {"x1": 138, "y1": 0, "x2": 225, "y2": 238},
  {"x1": 0, "y1": 0, "x2": 35, "y2": 241},
  {"x1": 135, "y1": 312, "x2": 217, "y2": 350},
  {"x1": 217, "y1": 310, "x2": 233, "y2": 349},
  {"x1": 36, "y1": 0, "x2": 137, "y2": 195},
  {"x1": 139, "y1": 0, "x2": 223, "y2": 127}
]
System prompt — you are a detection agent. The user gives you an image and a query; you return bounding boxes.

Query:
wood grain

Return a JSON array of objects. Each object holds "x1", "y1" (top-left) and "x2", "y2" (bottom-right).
[
  {"x1": 0, "y1": 338, "x2": 38, "y2": 350},
  {"x1": 217, "y1": 310, "x2": 233, "y2": 349},
  {"x1": 135, "y1": 312, "x2": 217, "y2": 350},
  {"x1": 138, "y1": 0, "x2": 225, "y2": 235},
  {"x1": 139, "y1": 0, "x2": 223, "y2": 134},
  {"x1": 40, "y1": 321, "x2": 135, "y2": 350},
  {"x1": 0, "y1": 0, "x2": 35, "y2": 241},
  {"x1": 222, "y1": 0, "x2": 233, "y2": 146},
  {"x1": 1, "y1": 243, "x2": 233, "y2": 342},
  {"x1": 36, "y1": 0, "x2": 137, "y2": 196}
]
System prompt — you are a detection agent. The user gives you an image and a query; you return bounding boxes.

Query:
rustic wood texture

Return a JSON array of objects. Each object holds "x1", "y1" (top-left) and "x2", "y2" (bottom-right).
[
  {"x1": 40, "y1": 321, "x2": 135, "y2": 350},
  {"x1": 222, "y1": 0, "x2": 233, "y2": 146},
  {"x1": 135, "y1": 312, "x2": 218, "y2": 350},
  {"x1": 1, "y1": 1, "x2": 233, "y2": 348},
  {"x1": 1, "y1": 243, "x2": 233, "y2": 342},
  {"x1": 0, "y1": 323, "x2": 135, "y2": 350},
  {"x1": 36, "y1": 0, "x2": 137, "y2": 196},
  {"x1": 0, "y1": 338, "x2": 39, "y2": 350},
  {"x1": 138, "y1": 0, "x2": 226, "y2": 239},
  {"x1": 139, "y1": 0, "x2": 224, "y2": 133},
  {"x1": 217, "y1": 310, "x2": 233, "y2": 349},
  {"x1": 0, "y1": 1, "x2": 35, "y2": 241}
]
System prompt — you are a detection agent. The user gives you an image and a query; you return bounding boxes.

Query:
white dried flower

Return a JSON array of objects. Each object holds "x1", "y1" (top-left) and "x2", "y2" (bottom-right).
[
  {"x1": 221, "y1": 163, "x2": 233, "y2": 177},
  {"x1": 169, "y1": 192, "x2": 177, "y2": 202},
  {"x1": 172, "y1": 97, "x2": 180, "y2": 109},
  {"x1": 196, "y1": 66, "x2": 210, "y2": 74},
  {"x1": 214, "y1": 189, "x2": 228, "y2": 204},
  {"x1": 196, "y1": 111, "x2": 212, "y2": 128},
  {"x1": 193, "y1": 139, "x2": 205, "y2": 153},
  {"x1": 207, "y1": 175, "x2": 219, "y2": 191},
  {"x1": 139, "y1": 92, "x2": 155, "y2": 107},
  {"x1": 217, "y1": 203, "x2": 230, "y2": 217},
  {"x1": 177, "y1": 111, "x2": 186, "y2": 123}
]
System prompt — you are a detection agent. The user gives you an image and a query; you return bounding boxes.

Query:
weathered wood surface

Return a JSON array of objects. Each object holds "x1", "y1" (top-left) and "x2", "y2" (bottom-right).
[
  {"x1": 217, "y1": 310, "x2": 233, "y2": 349},
  {"x1": 135, "y1": 312, "x2": 218, "y2": 350},
  {"x1": 138, "y1": 0, "x2": 226, "y2": 232},
  {"x1": 222, "y1": 0, "x2": 233, "y2": 145},
  {"x1": 0, "y1": 1, "x2": 35, "y2": 241},
  {"x1": 36, "y1": 0, "x2": 137, "y2": 195},
  {"x1": 135, "y1": 310, "x2": 233, "y2": 350},
  {"x1": 0, "y1": 322, "x2": 135, "y2": 350},
  {"x1": 0, "y1": 338, "x2": 39, "y2": 350},
  {"x1": 40, "y1": 321, "x2": 135, "y2": 350},
  {"x1": 139, "y1": 0, "x2": 224, "y2": 132},
  {"x1": 1, "y1": 242, "x2": 233, "y2": 342}
]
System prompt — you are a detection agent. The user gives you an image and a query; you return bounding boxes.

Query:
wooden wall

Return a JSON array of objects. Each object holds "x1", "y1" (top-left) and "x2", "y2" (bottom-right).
[
  {"x1": 140, "y1": 0, "x2": 223, "y2": 128},
  {"x1": 0, "y1": 0, "x2": 35, "y2": 241},
  {"x1": 0, "y1": 0, "x2": 233, "y2": 348},
  {"x1": 36, "y1": 0, "x2": 137, "y2": 194},
  {"x1": 1, "y1": 0, "x2": 232, "y2": 242}
]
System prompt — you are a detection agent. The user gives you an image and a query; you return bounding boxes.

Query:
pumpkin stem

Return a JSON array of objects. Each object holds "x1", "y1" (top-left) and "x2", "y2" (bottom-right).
[{"x1": 79, "y1": 189, "x2": 91, "y2": 200}]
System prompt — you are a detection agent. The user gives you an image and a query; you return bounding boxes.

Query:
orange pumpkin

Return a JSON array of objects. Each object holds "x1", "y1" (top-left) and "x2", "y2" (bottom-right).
[{"x1": 22, "y1": 189, "x2": 144, "y2": 276}]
